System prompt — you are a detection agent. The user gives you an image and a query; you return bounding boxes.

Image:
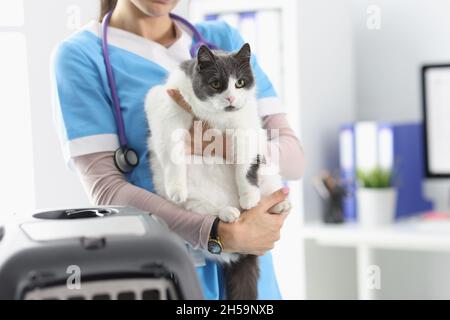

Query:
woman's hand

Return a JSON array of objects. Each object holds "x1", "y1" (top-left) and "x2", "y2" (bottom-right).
[
  {"x1": 167, "y1": 89, "x2": 229, "y2": 159},
  {"x1": 217, "y1": 188, "x2": 290, "y2": 256}
]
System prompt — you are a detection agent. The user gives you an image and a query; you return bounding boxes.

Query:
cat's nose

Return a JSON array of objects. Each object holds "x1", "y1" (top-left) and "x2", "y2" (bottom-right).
[{"x1": 225, "y1": 96, "x2": 235, "y2": 104}]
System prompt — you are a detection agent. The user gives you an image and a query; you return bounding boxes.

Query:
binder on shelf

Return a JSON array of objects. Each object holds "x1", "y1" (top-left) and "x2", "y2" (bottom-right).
[
  {"x1": 205, "y1": 14, "x2": 219, "y2": 21},
  {"x1": 339, "y1": 122, "x2": 433, "y2": 222},
  {"x1": 339, "y1": 124, "x2": 357, "y2": 222},
  {"x1": 393, "y1": 124, "x2": 433, "y2": 217}
]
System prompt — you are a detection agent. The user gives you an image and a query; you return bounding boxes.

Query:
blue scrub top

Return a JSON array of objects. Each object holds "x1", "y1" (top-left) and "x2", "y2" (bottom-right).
[{"x1": 52, "y1": 18, "x2": 283, "y2": 300}]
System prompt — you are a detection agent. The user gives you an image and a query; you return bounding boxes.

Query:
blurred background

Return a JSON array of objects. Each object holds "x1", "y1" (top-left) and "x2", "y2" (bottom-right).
[{"x1": 1, "y1": 0, "x2": 450, "y2": 299}]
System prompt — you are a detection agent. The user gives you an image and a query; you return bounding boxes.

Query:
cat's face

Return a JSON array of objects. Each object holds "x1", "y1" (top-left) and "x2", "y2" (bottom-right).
[{"x1": 190, "y1": 44, "x2": 255, "y2": 114}]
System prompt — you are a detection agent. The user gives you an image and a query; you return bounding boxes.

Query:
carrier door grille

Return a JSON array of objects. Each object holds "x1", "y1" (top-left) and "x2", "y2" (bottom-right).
[{"x1": 24, "y1": 278, "x2": 178, "y2": 300}]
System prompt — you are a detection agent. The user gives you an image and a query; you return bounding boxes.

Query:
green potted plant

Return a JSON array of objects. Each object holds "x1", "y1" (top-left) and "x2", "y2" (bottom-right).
[{"x1": 356, "y1": 167, "x2": 397, "y2": 227}]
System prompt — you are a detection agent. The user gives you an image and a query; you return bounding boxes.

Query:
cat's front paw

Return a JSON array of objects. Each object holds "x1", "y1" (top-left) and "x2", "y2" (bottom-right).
[
  {"x1": 218, "y1": 206, "x2": 241, "y2": 223},
  {"x1": 239, "y1": 190, "x2": 261, "y2": 210},
  {"x1": 165, "y1": 182, "x2": 188, "y2": 204},
  {"x1": 270, "y1": 199, "x2": 292, "y2": 214}
]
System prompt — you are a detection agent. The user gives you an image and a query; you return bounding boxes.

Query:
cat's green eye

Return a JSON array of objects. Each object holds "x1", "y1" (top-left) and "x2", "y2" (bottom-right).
[
  {"x1": 235, "y1": 79, "x2": 246, "y2": 88},
  {"x1": 210, "y1": 80, "x2": 221, "y2": 90}
]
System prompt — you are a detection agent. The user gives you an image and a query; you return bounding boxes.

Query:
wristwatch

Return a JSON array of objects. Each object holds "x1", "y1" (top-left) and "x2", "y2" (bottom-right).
[{"x1": 207, "y1": 218, "x2": 223, "y2": 255}]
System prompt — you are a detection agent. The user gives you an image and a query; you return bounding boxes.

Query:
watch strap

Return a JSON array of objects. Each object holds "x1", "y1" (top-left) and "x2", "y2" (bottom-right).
[{"x1": 210, "y1": 217, "x2": 220, "y2": 240}]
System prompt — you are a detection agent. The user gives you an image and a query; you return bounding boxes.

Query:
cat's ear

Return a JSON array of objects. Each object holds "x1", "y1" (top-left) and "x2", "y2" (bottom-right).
[
  {"x1": 197, "y1": 45, "x2": 216, "y2": 70},
  {"x1": 234, "y1": 43, "x2": 251, "y2": 63}
]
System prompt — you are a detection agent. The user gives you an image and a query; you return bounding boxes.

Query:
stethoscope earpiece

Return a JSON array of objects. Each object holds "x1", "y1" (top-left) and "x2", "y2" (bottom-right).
[{"x1": 114, "y1": 147, "x2": 139, "y2": 174}]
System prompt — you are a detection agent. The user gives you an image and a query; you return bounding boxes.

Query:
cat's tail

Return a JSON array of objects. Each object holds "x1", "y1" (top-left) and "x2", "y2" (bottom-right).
[{"x1": 223, "y1": 254, "x2": 259, "y2": 300}]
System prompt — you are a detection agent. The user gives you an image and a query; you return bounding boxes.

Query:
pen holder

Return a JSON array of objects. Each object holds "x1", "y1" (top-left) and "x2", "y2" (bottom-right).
[{"x1": 324, "y1": 192, "x2": 345, "y2": 224}]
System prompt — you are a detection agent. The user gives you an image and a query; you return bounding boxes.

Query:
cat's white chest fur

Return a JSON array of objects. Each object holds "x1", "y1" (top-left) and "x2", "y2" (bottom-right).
[{"x1": 145, "y1": 65, "x2": 289, "y2": 265}]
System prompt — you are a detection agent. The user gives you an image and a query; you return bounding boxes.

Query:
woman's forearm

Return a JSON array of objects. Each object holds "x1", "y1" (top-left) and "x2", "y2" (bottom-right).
[
  {"x1": 72, "y1": 151, "x2": 215, "y2": 250},
  {"x1": 263, "y1": 113, "x2": 305, "y2": 180},
  {"x1": 70, "y1": 112, "x2": 303, "y2": 249}
]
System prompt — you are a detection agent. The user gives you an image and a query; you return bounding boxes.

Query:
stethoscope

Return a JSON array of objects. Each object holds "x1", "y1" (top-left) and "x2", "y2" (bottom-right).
[{"x1": 101, "y1": 10, "x2": 219, "y2": 173}]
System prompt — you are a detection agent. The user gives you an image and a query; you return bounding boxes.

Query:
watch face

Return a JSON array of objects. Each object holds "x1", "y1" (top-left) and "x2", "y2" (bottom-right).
[{"x1": 208, "y1": 240, "x2": 222, "y2": 254}]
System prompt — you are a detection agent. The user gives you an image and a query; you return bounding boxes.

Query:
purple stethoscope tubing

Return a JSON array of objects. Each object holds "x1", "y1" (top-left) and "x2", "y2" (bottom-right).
[
  {"x1": 101, "y1": 10, "x2": 219, "y2": 153},
  {"x1": 101, "y1": 11, "x2": 128, "y2": 148}
]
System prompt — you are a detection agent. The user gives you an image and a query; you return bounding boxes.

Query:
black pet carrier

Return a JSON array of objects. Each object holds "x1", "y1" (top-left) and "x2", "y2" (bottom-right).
[{"x1": 0, "y1": 206, "x2": 203, "y2": 300}]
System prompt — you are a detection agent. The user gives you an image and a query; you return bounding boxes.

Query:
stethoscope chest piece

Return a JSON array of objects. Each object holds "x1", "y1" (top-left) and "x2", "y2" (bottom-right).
[{"x1": 114, "y1": 147, "x2": 139, "y2": 174}]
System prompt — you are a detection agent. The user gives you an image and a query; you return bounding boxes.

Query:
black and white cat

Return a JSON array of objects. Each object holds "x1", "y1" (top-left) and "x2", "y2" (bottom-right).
[{"x1": 145, "y1": 43, "x2": 290, "y2": 300}]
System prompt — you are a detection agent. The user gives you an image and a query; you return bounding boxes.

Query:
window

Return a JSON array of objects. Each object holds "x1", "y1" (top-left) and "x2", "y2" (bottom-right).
[
  {"x1": 0, "y1": 0, "x2": 24, "y2": 26},
  {"x1": 0, "y1": 0, "x2": 35, "y2": 216}
]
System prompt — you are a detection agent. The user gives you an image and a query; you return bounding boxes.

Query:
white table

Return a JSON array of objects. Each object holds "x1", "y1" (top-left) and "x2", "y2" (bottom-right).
[{"x1": 301, "y1": 217, "x2": 450, "y2": 299}]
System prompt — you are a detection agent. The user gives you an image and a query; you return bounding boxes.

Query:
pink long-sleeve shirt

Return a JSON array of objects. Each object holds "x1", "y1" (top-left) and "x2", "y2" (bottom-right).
[{"x1": 72, "y1": 113, "x2": 304, "y2": 250}]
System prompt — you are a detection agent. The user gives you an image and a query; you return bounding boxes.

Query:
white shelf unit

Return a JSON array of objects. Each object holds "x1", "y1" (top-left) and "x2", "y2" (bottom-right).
[{"x1": 189, "y1": 0, "x2": 305, "y2": 299}]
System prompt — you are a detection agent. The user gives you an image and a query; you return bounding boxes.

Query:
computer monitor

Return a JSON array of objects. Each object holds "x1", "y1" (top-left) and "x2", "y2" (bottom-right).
[{"x1": 421, "y1": 64, "x2": 450, "y2": 178}]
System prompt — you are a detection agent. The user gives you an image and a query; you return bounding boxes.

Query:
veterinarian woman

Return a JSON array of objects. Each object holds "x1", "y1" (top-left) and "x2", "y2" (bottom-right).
[{"x1": 52, "y1": 0, "x2": 304, "y2": 299}]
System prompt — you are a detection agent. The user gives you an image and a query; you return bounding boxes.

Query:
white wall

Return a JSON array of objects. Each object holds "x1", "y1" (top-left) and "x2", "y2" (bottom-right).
[
  {"x1": 351, "y1": 0, "x2": 450, "y2": 299},
  {"x1": 297, "y1": 0, "x2": 356, "y2": 222},
  {"x1": 352, "y1": 0, "x2": 450, "y2": 209},
  {"x1": 296, "y1": 0, "x2": 357, "y2": 299},
  {"x1": 353, "y1": 0, "x2": 450, "y2": 122}
]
